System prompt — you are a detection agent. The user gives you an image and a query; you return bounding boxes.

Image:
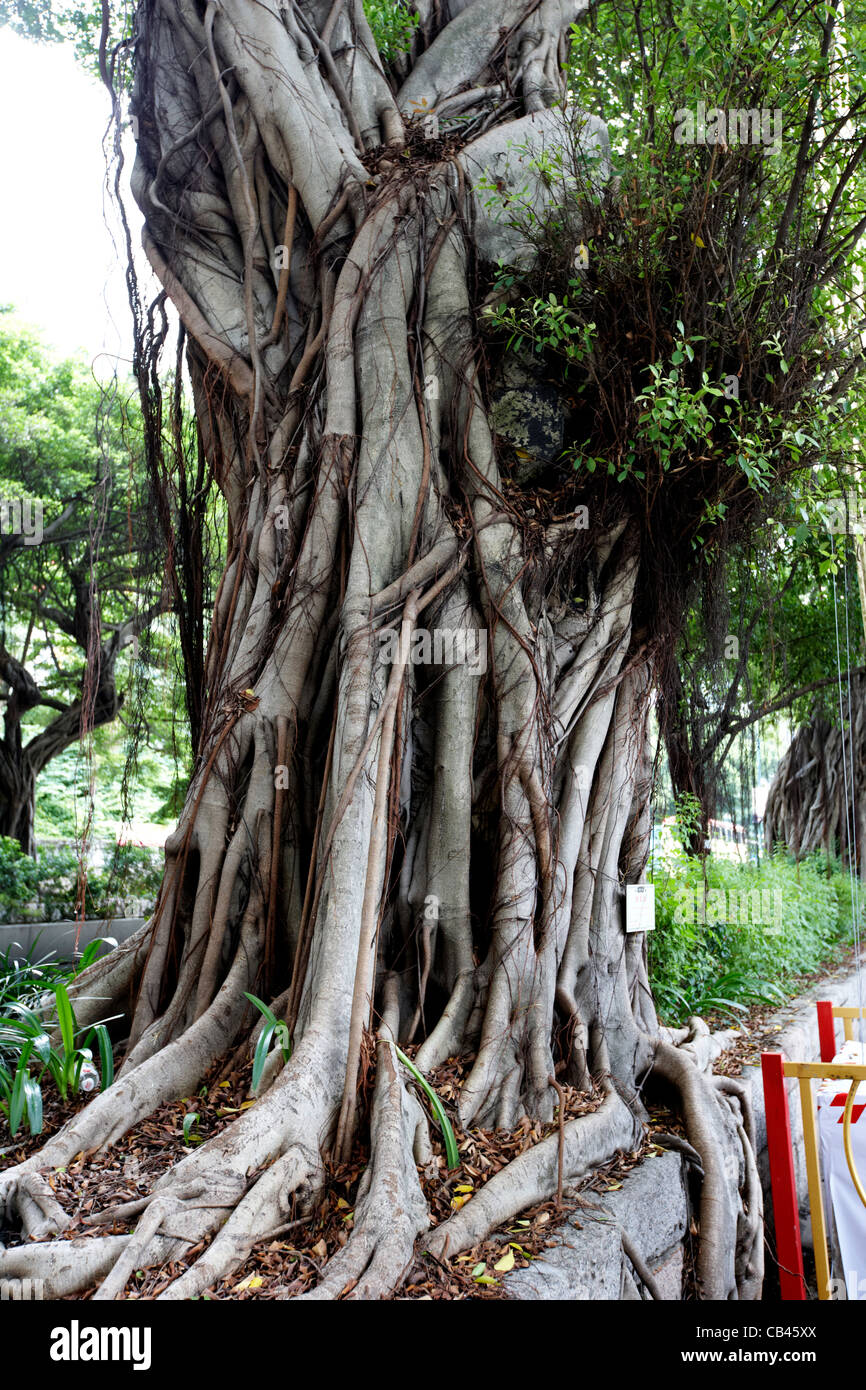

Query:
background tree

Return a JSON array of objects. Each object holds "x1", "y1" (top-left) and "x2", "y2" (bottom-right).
[
  {"x1": 764, "y1": 538, "x2": 866, "y2": 869},
  {"x1": 660, "y1": 500, "x2": 865, "y2": 853},
  {"x1": 0, "y1": 312, "x2": 174, "y2": 853},
  {"x1": 2, "y1": 0, "x2": 866, "y2": 1303}
]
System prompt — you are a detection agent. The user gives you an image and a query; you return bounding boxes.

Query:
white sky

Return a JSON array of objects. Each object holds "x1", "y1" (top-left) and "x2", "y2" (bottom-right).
[{"x1": 0, "y1": 28, "x2": 137, "y2": 368}]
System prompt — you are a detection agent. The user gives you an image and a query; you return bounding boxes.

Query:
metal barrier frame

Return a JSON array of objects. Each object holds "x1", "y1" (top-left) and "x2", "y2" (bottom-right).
[{"x1": 762, "y1": 1003, "x2": 866, "y2": 1301}]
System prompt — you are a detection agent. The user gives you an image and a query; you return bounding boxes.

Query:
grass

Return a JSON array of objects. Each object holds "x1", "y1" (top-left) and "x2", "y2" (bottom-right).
[{"x1": 648, "y1": 834, "x2": 856, "y2": 1025}]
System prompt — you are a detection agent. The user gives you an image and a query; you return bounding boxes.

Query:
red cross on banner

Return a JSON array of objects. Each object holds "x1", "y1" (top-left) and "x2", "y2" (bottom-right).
[{"x1": 830, "y1": 1093, "x2": 866, "y2": 1123}]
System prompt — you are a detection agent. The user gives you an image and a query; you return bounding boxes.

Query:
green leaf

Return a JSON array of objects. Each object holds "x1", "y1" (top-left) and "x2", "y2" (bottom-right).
[
  {"x1": 252, "y1": 1023, "x2": 277, "y2": 1091},
  {"x1": 90, "y1": 1025, "x2": 114, "y2": 1089},
  {"x1": 23, "y1": 1077, "x2": 43, "y2": 1135},
  {"x1": 395, "y1": 1046, "x2": 460, "y2": 1171},
  {"x1": 243, "y1": 992, "x2": 279, "y2": 1028},
  {"x1": 54, "y1": 982, "x2": 75, "y2": 1057},
  {"x1": 9, "y1": 1064, "x2": 28, "y2": 1136},
  {"x1": 250, "y1": 1020, "x2": 290, "y2": 1092}
]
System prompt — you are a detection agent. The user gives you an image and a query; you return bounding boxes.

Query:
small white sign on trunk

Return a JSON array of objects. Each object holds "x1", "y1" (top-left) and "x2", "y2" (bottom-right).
[{"x1": 626, "y1": 883, "x2": 655, "y2": 934}]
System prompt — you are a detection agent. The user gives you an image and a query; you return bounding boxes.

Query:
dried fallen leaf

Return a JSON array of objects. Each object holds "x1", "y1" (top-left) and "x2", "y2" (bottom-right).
[
  {"x1": 236, "y1": 1275, "x2": 263, "y2": 1291},
  {"x1": 493, "y1": 1249, "x2": 515, "y2": 1273}
]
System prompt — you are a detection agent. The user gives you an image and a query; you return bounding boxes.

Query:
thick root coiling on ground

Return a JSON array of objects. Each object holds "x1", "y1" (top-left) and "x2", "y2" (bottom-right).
[
  {"x1": 426, "y1": 1078, "x2": 641, "y2": 1260},
  {"x1": 653, "y1": 1042, "x2": 763, "y2": 1300},
  {"x1": 0, "y1": 1237, "x2": 131, "y2": 1299}
]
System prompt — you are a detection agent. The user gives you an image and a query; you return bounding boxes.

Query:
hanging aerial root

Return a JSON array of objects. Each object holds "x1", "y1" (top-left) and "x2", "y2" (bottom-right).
[{"x1": 424, "y1": 1080, "x2": 641, "y2": 1260}]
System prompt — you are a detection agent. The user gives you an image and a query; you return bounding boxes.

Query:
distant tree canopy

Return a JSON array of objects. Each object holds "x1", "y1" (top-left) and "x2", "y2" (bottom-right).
[
  {"x1": 0, "y1": 310, "x2": 189, "y2": 852},
  {"x1": 661, "y1": 500, "x2": 866, "y2": 848}
]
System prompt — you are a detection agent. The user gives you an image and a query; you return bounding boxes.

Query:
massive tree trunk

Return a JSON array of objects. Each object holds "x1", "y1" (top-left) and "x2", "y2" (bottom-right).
[
  {"x1": 764, "y1": 677, "x2": 866, "y2": 873},
  {"x1": 0, "y1": 0, "x2": 761, "y2": 1300}
]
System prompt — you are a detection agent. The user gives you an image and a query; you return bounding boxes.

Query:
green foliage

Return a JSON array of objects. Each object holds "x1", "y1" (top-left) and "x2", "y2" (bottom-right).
[
  {"x1": 244, "y1": 993, "x2": 292, "y2": 1092},
  {"x1": 0, "y1": 931, "x2": 108, "y2": 1010},
  {"x1": 395, "y1": 1046, "x2": 460, "y2": 1172},
  {"x1": 480, "y1": 0, "x2": 866, "y2": 586},
  {"x1": 649, "y1": 816, "x2": 855, "y2": 1023},
  {"x1": 0, "y1": 970, "x2": 116, "y2": 1138},
  {"x1": 0, "y1": 835, "x2": 161, "y2": 922},
  {"x1": 0, "y1": 310, "x2": 196, "y2": 839},
  {"x1": 0, "y1": 0, "x2": 120, "y2": 77},
  {"x1": 362, "y1": 0, "x2": 418, "y2": 62},
  {"x1": 491, "y1": 288, "x2": 597, "y2": 369}
]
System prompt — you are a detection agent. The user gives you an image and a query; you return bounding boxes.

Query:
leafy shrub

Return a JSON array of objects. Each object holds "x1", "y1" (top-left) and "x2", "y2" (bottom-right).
[
  {"x1": 0, "y1": 956, "x2": 117, "y2": 1139},
  {"x1": 649, "y1": 810, "x2": 854, "y2": 1023},
  {"x1": 0, "y1": 837, "x2": 162, "y2": 923},
  {"x1": 362, "y1": 0, "x2": 418, "y2": 61},
  {"x1": 0, "y1": 934, "x2": 83, "y2": 1013}
]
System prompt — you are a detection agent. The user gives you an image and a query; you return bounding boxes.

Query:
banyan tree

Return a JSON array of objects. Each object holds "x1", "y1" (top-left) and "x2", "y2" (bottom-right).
[{"x1": 1, "y1": 0, "x2": 865, "y2": 1300}]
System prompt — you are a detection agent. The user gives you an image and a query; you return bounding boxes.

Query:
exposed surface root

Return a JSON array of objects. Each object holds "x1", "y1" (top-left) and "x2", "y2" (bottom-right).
[
  {"x1": 0, "y1": 1236, "x2": 131, "y2": 1298},
  {"x1": 424, "y1": 1079, "x2": 641, "y2": 1260},
  {"x1": 653, "y1": 1041, "x2": 755, "y2": 1300},
  {"x1": 299, "y1": 1002, "x2": 429, "y2": 1299}
]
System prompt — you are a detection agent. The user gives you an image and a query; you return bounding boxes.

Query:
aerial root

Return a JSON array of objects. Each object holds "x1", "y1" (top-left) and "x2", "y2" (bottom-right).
[
  {"x1": 620, "y1": 1231, "x2": 664, "y2": 1300},
  {"x1": 412, "y1": 970, "x2": 475, "y2": 1074},
  {"x1": 653, "y1": 1042, "x2": 755, "y2": 1299},
  {"x1": 715, "y1": 1075, "x2": 764, "y2": 1299},
  {"x1": 425, "y1": 1079, "x2": 640, "y2": 1260},
  {"x1": 299, "y1": 1000, "x2": 429, "y2": 1300}
]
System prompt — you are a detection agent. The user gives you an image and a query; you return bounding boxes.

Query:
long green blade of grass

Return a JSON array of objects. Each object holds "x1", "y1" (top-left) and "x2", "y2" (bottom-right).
[
  {"x1": 54, "y1": 983, "x2": 75, "y2": 1056},
  {"x1": 93, "y1": 1025, "x2": 114, "y2": 1089},
  {"x1": 395, "y1": 1046, "x2": 460, "y2": 1171},
  {"x1": 23, "y1": 1076, "x2": 42, "y2": 1135},
  {"x1": 251, "y1": 1022, "x2": 278, "y2": 1091}
]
